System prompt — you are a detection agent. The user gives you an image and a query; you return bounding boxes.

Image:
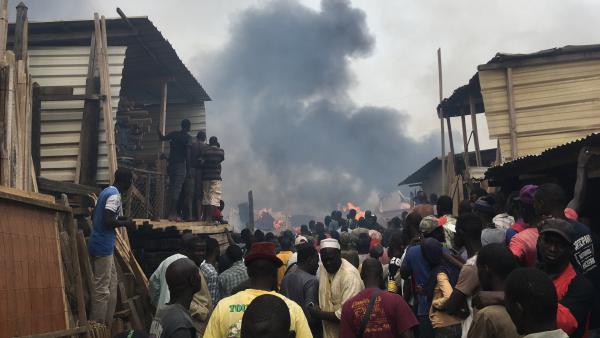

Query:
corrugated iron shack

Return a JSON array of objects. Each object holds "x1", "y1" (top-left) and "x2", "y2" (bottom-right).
[
  {"x1": 7, "y1": 17, "x2": 211, "y2": 185},
  {"x1": 478, "y1": 45, "x2": 600, "y2": 162}
]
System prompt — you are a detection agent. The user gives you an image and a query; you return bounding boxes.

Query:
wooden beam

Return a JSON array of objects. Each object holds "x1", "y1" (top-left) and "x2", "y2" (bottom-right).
[
  {"x1": 14, "y1": 2, "x2": 28, "y2": 62},
  {"x1": 438, "y1": 48, "x2": 446, "y2": 193},
  {"x1": 99, "y1": 15, "x2": 118, "y2": 181},
  {"x1": 460, "y1": 113, "x2": 470, "y2": 170},
  {"x1": 76, "y1": 32, "x2": 100, "y2": 186},
  {"x1": 478, "y1": 50, "x2": 600, "y2": 71},
  {"x1": 446, "y1": 117, "x2": 456, "y2": 156},
  {"x1": 60, "y1": 195, "x2": 88, "y2": 328},
  {"x1": 469, "y1": 95, "x2": 482, "y2": 166},
  {"x1": 0, "y1": 0, "x2": 7, "y2": 64},
  {"x1": 37, "y1": 176, "x2": 100, "y2": 196},
  {"x1": 155, "y1": 81, "x2": 167, "y2": 219},
  {"x1": 0, "y1": 186, "x2": 70, "y2": 211},
  {"x1": 31, "y1": 82, "x2": 41, "y2": 177},
  {"x1": 506, "y1": 67, "x2": 518, "y2": 160},
  {"x1": 248, "y1": 190, "x2": 254, "y2": 232},
  {"x1": 0, "y1": 64, "x2": 9, "y2": 185}
]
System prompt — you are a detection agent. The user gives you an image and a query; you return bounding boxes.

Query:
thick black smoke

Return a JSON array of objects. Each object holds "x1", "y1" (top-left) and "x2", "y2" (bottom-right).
[{"x1": 197, "y1": 0, "x2": 439, "y2": 215}]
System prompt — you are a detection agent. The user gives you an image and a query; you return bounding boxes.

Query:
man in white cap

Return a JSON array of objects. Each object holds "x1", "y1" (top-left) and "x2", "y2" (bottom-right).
[
  {"x1": 308, "y1": 238, "x2": 364, "y2": 338},
  {"x1": 286, "y1": 235, "x2": 308, "y2": 273}
]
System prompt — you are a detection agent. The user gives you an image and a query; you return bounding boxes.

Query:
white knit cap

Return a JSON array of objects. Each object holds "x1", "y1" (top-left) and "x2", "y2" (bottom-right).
[{"x1": 320, "y1": 238, "x2": 341, "y2": 250}]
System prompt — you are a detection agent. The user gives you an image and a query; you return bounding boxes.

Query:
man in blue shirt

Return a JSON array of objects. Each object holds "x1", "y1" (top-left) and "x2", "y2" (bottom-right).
[{"x1": 88, "y1": 168, "x2": 134, "y2": 326}]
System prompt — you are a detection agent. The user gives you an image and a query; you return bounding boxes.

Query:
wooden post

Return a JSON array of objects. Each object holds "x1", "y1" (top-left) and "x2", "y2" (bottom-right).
[
  {"x1": 506, "y1": 67, "x2": 518, "y2": 160},
  {"x1": 0, "y1": 65, "x2": 9, "y2": 186},
  {"x1": 31, "y1": 82, "x2": 40, "y2": 177},
  {"x1": 460, "y1": 113, "x2": 470, "y2": 171},
  {"x1": 155, "y1": 81, "x2": 167, "y2": 219},
  {"x1": 5, "y1": 56, "x2": 14, "y2": 187},
  {"x1": 446, "y1": 117, "x2": 455, "y2": 157},
  {"x1": 0, "y1": 0, "x2": 7, "y2": 65},
  {"x1": 468, "y1": 95, "x2": 482, "y2": 166},
  {"x1": 460, "y1": 111, "x2": 472, "y2": 195},
  {"x1": 61, "y1": 195, "x2": 88, "y2": 330},
  {"x1": 99, "y1": 15, "x2": 118, "y2": 181},
  {"x1": 14, "y1": 2, "x2": 28, "y2": 63},
  {"x1": 437, "y1": 48, "x2": 445, "y2": 194},
  {"x1": 248, "y1": 190, "x2": 254, "y2": 232},
  {"x1": 76, "y1": 33, "x2": 101, "y2": 186}
]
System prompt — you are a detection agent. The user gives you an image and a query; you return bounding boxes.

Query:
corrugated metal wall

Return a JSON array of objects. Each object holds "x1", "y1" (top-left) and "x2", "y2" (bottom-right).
[
  {"x1": 30, "y1": 46, "x2": 126, "y2": 184},
  {"x1": 479, "y1": 59, "x2": 600, "y2": 162}
]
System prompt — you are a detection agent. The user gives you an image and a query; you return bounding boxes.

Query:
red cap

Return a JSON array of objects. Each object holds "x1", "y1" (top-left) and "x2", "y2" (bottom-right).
[{"x1": 244, "y1": 242, "x2": 283, "y2": 267}]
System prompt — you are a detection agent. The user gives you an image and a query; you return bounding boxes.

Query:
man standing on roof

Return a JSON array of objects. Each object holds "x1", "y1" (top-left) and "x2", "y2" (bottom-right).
[
  {"x1": 158, "y1": 119, "x2": 192, "y2": 221},
  {"x1": 88, "y1": 168, "x2": 134, "y2": 327},
  {"x1": 200, "y1": 136, "x2": 224, "y2": 222}
]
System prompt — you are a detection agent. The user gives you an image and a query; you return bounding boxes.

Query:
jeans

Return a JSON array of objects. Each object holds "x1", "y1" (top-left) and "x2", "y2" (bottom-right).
[
  {"x1": 434, "y1": 324, "x2": 461, "y2": 338},
  {"x1": 417, "y1": 315, "x2": 435, "y2": 338},
  {"x1": 89, "y1": 255, "x2": 118, "y2": 326}
]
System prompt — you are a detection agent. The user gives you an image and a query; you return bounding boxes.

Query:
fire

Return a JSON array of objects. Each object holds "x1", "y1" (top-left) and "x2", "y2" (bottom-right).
[{"x1": 341, "y1": 202, "x2": 366, "y2": 220}]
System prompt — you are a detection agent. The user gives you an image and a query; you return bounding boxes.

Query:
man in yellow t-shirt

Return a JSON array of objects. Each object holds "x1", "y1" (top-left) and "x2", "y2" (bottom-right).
[
  {"x1": 204, "y1": 242, "x2": 312, "y2": 338},
  {"x1": 276, "y1": 236, "x2": 295, "y2": 289}
]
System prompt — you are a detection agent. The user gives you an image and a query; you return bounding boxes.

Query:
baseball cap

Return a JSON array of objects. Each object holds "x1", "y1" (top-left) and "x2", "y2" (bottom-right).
[
  {"x1": 419, "y1": 216, "x2": 442, "y2": 235},
  {"x1": 294, "y1": 235, "x2": 308, "y2": 246},
  {"x1": 244, "y1": 242, "x2": 283, "y2": 267},
  {"x1": 539, "y1": 218, "x2": 574, "y2": 245},
  {"x1": 514, "y1": 185, "x2": 538, "y2": 205}
]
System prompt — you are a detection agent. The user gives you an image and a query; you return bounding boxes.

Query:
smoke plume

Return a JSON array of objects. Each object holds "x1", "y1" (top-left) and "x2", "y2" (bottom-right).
[{"x1": 194, "y1": 0, "x2": 438, "y2": 216}]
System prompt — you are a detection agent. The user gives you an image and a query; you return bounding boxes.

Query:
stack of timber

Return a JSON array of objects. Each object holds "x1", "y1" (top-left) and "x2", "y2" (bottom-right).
[
  {"x1": 130, "y1": 220, "x2": 231, "y2": 276},
  {"x1": 0, "y1": 1, "x2": 37, "y2": 192}
]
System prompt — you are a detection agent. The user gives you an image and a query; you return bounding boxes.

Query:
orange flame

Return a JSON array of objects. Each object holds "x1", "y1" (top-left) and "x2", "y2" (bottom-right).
[{"x1": 341, "y1": 202, "x2": 366, "y2": 220}]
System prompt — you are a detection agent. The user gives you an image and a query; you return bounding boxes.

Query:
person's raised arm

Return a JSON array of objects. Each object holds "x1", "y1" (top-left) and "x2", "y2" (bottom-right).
[{"x1": 567, "y1": 147, "x2": 593, "y2": 215}]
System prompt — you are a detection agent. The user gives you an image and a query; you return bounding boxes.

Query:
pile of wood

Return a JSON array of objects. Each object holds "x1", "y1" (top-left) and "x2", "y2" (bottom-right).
[
  {"x1": 130, "y1": 220, "x2": 231, "y2": 277},
  {"x1": 0, "y1": 1, "x2": 37, "y2": 192}
]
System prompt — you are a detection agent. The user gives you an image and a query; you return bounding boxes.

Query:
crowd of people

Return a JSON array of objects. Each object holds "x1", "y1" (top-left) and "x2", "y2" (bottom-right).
[
  {"x1": 157, "y1": 119, "x2": 225, "y2": 223},
  {"x1": 87, "y1": 149, "x2": 600, "y2": 338}
]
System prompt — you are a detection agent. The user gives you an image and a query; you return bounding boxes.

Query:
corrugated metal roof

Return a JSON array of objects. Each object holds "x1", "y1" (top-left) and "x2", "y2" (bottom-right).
[
  {"x1": 437, "y1": 73, "x2": 485, "y2": 118},
  {"x1": 399, "y1": 149, "x2": 497, "y2": 186},
  {"x1": 485, "y1": 132, "x2": 600, "y2": 180},
  {"x1": 31, "y1": 46, "x2": 126, "y2": 184},
  {"x1": 8, "y1": 17, "x2": 210, "y2": 104},
  {"x1": 479, "y1": 44, "x2": 600, "y2": 71}
]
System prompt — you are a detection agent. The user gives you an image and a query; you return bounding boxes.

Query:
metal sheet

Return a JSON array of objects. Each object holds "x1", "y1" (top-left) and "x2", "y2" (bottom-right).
[{"x1": 33, "y1": 45, "x2": 126, "y2": 184}]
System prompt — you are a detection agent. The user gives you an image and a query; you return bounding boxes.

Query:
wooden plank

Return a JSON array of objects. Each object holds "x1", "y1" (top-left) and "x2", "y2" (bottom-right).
[
  {"x1": 60, "y1": 196, "x2": 88, "y2": 327},
  {"x1": 76, "y1": 32, "x2": 101, "y2": 186},
  {"x1": 0, "y1": 65, "x2": 9, "y2": 185},
  {"x1": 248, "y1": 190, "x2": 254, "y2": 232},
  {"x1": 156, "y1": 81, "x2": 167, "y2": 219},
  {"x1": 0, "y1": 184, "x2": 54, "y2": 202},
  {"x1": 14, "y1": 326, "x2": 88, "y2": 338},
  {"x1": 446, "y1": 116, "x2": 456, "y2": 155},
  {"x1": 438, "y1": 48, "x2": 446, "y2": 193},
  {"x1": 469, "y1": 95, "x2": 482, "y2": 166},
  {"x1": 506, "y1": 67, "x2": 518, "y2": 160},
  {"x1": 4, "y1": 56, "x2": 14, "y2": 187},
  {"x1": 14, "y1": 2, "x2": 28, "y2": 63},
  {"x1": 76, "y1": 230, "x2": 94, "y2": 311},
  {"x1": 99, "y1": 15, "x2": 117, "y2": 181},
  {"x1": 0, "y1": 0, "x2": 7, "y2": 64},
  {"x1": 38, "y1": 176, "x2": 100, "y2": 196},
  {"x1": 39, "y1": 86, "x2": 74, "y2": 96},
  {"x1": 31, "y1": 83, "x2": 41, "y2": 176}
]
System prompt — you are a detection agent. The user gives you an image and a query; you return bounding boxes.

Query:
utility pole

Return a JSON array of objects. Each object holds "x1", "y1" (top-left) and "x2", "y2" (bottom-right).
[{"x1": 437, "y1": 48, "x2": 446, "y2": 194}]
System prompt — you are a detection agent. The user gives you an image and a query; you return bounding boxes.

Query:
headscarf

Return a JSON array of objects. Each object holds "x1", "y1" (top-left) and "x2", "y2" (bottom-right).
[{"x1": 421, "y1": 238, "x2": 459, "y2": 302}]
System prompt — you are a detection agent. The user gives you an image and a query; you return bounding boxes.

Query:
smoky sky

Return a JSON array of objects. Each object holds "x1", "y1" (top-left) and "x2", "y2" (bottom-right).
[{"x1": 197, "y1": 0, "x2": 438, "y2": 215}]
